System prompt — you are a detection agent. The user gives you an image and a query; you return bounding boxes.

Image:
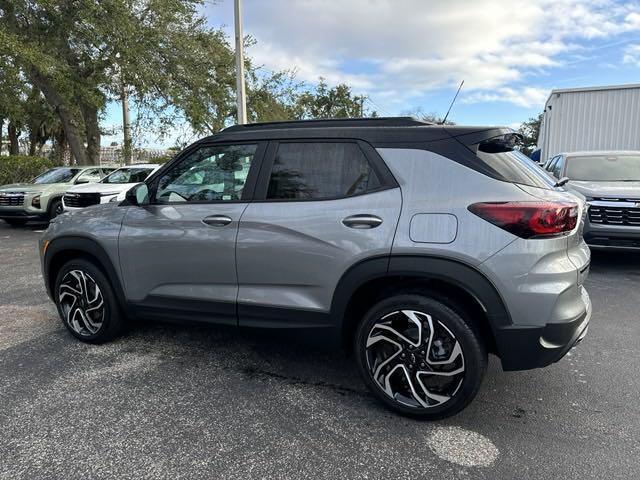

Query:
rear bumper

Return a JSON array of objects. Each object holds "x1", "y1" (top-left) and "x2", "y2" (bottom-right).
[{"x1": 495, "y1": 287, "x2": 591, "y2": 371}]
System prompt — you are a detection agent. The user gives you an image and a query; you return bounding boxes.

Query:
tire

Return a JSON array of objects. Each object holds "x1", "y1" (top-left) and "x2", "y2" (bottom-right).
[
  {"x1": 48, "y1": 198, "x2": 63, "y2": 220},
  {"x1": 54, "y1": 258, "x2": 125, "y2": 343},
  {"x1": 355, "y1": 293, "x2": 487, "y2": 420},
  {"x1": 3, "y1": 219, "x2": 28, "y2": 227}
]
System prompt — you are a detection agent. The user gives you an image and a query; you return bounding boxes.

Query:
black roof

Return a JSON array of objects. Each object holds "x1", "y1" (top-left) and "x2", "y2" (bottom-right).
[
  {"x1": 222, "y1": 116, "x2": 433, "y2": 132},
  {"x1": 207, "y1": 117, "x2": 511, "y2": 147}
]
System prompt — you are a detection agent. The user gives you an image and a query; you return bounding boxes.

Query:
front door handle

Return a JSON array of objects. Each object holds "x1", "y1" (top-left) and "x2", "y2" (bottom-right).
[
  {"x1": 202, "y1": 215, "x2": 233, "y2": 227},
  {"x1": 342, "y1": 214, "x2": 383, "y2": 229}
]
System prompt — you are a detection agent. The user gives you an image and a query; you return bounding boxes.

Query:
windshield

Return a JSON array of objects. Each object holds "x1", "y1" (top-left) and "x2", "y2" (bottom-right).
[
  {"x1": 566, "y1": 155, "x2": 640, "y2": 181},
  {"x1": 101, "y1": 167, "x2": 154, "y2": 184},
  {"x1": 476, "y1": 149, "x2": 556, "y2": 189},
  {"x1": 33, "y1": 168, "x2": 81, "y2": 184}
]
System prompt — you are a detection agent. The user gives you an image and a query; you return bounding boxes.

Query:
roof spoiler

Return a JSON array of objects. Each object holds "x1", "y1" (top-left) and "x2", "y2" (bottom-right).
[{"x1": 445, "y1": 128, "x2": 523, "y2": 152}]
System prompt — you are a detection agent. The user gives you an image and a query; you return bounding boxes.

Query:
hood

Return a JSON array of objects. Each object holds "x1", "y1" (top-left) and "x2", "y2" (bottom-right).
[
  {"x1": 0, "y1": 183, "x2": 40, "y2": 193},
  {"x1": 66, "y1": 182, "x2": 132, "y2": 196},
  {"x1": 568, "y1": 180, "x2": 640, "y2": 200}
]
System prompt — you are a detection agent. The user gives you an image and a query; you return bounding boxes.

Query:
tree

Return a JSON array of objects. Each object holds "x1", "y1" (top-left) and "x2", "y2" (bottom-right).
[
  {"x1": 0, "y1": 54, "x2": 27, "y2": 154},
  {"x1": 294, "y1": 78, "x2": 372, "y2": 119},
  {"x1": 0, "y1": 0, "x2": 239, "y2": 163},
  {"x1": 403, "y1": 108, "x2": 456, "y2": 125},
  {"x1": 518, "y1": 113, "x2": 543, "y2": 156}
]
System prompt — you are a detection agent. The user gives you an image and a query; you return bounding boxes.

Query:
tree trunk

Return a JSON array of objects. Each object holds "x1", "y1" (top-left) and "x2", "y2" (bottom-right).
[
  {"x1": 8, "y1": 122, "x2": 19, "y2": 155},
  {"x1": 81, "y1": 102, "x2": 101, "y2": 166},
  {"x1": 28, "y1": 129, "x2": 37, "y2": 156},
  {"x1": 29, "y1": 69, "x2": 88, "y2": 165},
  {"x1": 0, "y1": 118, "x2": 3, "y2": 155},
  {"x1": 54, "y1": 129, "x2": 68, "y2": 165}
]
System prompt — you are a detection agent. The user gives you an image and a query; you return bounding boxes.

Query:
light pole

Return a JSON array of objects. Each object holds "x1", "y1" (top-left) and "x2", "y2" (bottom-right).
[{"x1": 234, "y1": 0, "x2": 248, "y2": 125}]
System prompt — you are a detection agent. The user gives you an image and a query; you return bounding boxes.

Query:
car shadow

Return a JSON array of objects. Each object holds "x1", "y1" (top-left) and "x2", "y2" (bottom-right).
[{"x1": 589, "y1": 248, "x2": 640, "y2": 274}]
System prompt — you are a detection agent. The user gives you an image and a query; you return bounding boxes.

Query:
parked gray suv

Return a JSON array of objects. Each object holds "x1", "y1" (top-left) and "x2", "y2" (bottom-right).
[{"x1": 40, "y1": 118, "x2": 592, "y2": 419}]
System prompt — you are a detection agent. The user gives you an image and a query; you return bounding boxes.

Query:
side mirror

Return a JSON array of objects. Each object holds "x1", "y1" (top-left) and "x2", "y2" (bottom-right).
[
  {"x1": 555, "y1": 177, "x2": 570, "y2": 187},
  {"x1": 75, "y1": 178, "x2": 90, "y2": 184},
  {"x1": 126, "y1": 183, "x2": 150, "y2": 206}
]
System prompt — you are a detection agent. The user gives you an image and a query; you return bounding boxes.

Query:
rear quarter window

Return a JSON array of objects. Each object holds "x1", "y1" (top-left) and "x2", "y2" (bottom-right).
[{"x1": 476, "y1": 149, "x2": 555, "y2": 189}]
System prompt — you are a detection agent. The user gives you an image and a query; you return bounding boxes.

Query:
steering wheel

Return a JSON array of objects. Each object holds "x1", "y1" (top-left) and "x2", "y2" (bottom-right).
[{"x1": 189, "y1": 189, "x2": 224, "y2": 202}]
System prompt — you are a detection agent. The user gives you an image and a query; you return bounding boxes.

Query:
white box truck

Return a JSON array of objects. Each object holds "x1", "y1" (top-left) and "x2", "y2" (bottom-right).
[{"x1": 538, "y1": 83, "x2": 640, "y2": 162}]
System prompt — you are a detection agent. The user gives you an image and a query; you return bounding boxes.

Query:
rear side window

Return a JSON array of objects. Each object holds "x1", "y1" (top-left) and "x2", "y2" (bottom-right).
[
  {"x1": 266, "y1": 142, "x2": 381, "y2": 200},
  {"x1": 476, "y1": 145, "x2": 555, "y2": 189}
]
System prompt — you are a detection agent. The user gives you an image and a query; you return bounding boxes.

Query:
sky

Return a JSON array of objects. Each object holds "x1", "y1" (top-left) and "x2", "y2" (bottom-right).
[{"x1": 104, "y1": 0, "x2": 640, "y2": 147}]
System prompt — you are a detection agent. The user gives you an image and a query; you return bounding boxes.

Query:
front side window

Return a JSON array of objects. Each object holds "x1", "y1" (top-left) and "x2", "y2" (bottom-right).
[
  {"x1": 155, "y1": 144, "x2": 257, "y2": 203},
  {"x1": 33, "y1": 168, "x2": 81, "y2": 184},
  {"x1": 102, "y1": 168, "x2": 154, "y2": 184},
  {"x1": 76, "y1": 169, "x2": 103, "y2": 184},
  {"x1": 566, "y1": 154, "x2": 640, "y2": 181},
  {"x1": 551, "y1": 157, "x2": 564, "y2": 178},
  {"x1": 266, "y1": 142, "x2": 380, "y2": 200}
]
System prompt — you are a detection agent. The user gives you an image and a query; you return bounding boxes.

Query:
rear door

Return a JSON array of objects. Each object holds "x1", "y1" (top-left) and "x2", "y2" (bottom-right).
[
  {"x1": 118, "y1": 142, "x2": 265, "y2": 325},
  {"x1": 236, "y1": 139, "x2": 402, "y2": 327}
]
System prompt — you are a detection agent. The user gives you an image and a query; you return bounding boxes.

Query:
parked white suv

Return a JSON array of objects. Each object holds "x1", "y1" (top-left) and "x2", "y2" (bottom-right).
[{"x1": 63, "y1": 164, "x2": 161, "y2": 211}]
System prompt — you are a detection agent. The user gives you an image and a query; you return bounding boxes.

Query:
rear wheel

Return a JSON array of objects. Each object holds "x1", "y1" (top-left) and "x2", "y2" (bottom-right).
[
  {"x1": 355, "y1": 293, "x2": 486, "y2": 419},
  {"x1": 54, "y1": 258, "x2": 125, "y2": 343}
]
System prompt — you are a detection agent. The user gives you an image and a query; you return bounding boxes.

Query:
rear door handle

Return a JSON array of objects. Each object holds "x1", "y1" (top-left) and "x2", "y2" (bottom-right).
[
  {"x1": 202, "y1": 215, "x2": 233, "y2": 227},
  {"x1": 342, "y1": 214, "x2": 383, "y2": 229}
]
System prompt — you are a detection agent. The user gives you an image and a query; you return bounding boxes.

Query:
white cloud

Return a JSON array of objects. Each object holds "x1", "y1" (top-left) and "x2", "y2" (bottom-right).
[
  {"x1": 623, "y1": 44, "x2": 640, "y2": 67},
  {"x1": 206, "y1": 0, "x2": 640, "y2": 110},
  {"x1": 462, "y1": 87, "x2": 550, "y2": 108}
]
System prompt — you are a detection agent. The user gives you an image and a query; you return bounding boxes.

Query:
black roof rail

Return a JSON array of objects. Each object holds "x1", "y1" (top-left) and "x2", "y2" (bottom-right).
[{"x1": 222, "y1": 116, "x2": 433, "y2": 132}]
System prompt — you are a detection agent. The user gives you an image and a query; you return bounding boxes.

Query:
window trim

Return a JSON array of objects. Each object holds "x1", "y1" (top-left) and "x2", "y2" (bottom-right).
[
  {"x1": 252, "y1": 138, "x2": 398, "y2": 203},
  {"x1": 146, "y1": 140, "x2": 267, "y2": 206}
]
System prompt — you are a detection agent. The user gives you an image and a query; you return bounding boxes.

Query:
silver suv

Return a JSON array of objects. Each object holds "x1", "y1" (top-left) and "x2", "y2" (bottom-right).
[{"x1": 40, "y1": 118, "x2": 592, "y2": 419}]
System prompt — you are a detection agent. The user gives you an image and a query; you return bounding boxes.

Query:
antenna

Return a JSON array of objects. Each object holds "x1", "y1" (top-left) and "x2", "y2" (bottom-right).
[{"x1": 441, "y1": 80, "x2": 464, "y2": 125}]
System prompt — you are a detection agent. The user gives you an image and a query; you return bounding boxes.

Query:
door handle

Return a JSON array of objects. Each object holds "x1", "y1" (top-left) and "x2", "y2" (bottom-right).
[
  {"x1": 342, "y1": 214, "x2": 383, "y2": 229},
  {"x1": 202, "y1": 215, "x2": 233, "y2": 227}
]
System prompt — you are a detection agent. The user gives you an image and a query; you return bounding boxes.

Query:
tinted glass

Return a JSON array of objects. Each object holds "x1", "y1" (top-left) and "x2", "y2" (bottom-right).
[
  {"x1": 102, "y1": 168, "x2": 154, "y2": 184},
  {"x1": 566, "y1": 155, "x2": 640, "y2": 181},
  {"x1": 33, "y1": 168, "x2": 80, "y2": 184},
  {"x1": 267, "y1": 142, "x2": 380, "y2": 200},
  {"x1": 76, "y1": 169, "x2": 103, "y2": 183},
  {"x1": 155, "y1": 144, "x2": 257, "y2": 203},
  {"x1": 551, "y1": 157, "x2": 564, "y2": 178},
  {"x1": 476, "y1": 149, "x2": 555, "y2": 189}
]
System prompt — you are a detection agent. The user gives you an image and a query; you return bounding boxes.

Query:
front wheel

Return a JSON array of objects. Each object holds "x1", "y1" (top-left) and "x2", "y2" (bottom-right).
[
  {"x1": 355, "y1": 293, "x2": 486, "y2": 420},
  {"x1": 54, "y1": 258, "x2": 125, "y2": 343},
  {"x1": 48, "y1": 198, "x2": 63, "y2": 220}
]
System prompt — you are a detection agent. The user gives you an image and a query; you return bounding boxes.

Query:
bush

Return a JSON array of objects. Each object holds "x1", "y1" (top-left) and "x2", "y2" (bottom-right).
[{"x1": 0, "y1": 156, "x2": 57, "y2": 186}]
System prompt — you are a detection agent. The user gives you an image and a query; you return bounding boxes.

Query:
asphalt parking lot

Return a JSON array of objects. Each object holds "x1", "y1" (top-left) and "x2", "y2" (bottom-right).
[{"x1": 0, "y1": 221, "x2": 639, "y2": 479}]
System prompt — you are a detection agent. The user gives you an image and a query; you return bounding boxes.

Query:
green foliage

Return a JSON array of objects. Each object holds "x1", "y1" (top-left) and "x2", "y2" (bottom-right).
[
  {"x1": 403, "y1": 108, "x2": 456, "y2": 125},
  {"x1": 295, "y1": 78, "x2": 370, "y2": 119},
  {"x1": 518, "y1": 113, "x2": 543, "y2": 156},
  {"x1": 0, "y1": 1, "x2": 380, "y2": 155},
  {"x1": 0, "y1": 155, "x2": 56, "y2": 185}
]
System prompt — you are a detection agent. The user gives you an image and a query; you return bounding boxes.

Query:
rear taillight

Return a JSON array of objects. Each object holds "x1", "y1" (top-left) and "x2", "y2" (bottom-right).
[{"x1": 468, "y1": 201, "x2": 578, "y2": 239}]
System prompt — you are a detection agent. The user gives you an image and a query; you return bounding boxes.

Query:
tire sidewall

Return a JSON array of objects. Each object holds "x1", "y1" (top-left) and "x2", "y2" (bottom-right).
[
  {"x1": 54, "y1": 258, "x2": 120, "y2": 343},
  {"x1": 355, "y1": 294, "x2": 487, "y2": 419},
  {"x1": 48, "y1": 198, "x2": 63, "y2": 220}
]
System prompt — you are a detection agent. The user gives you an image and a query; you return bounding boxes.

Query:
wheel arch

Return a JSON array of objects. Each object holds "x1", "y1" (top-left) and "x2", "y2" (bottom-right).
[
  {"x1": 44, "y1": 236, "x2": 126, "y2": 306},
  {"x1": 333, "y1": 255, "x2": 511, "y2": 355}
]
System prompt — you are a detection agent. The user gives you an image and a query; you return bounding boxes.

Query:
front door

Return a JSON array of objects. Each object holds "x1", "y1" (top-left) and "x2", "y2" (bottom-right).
[{"x1": 119, "y1": 142, "x2": 264, "y2": 325}]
